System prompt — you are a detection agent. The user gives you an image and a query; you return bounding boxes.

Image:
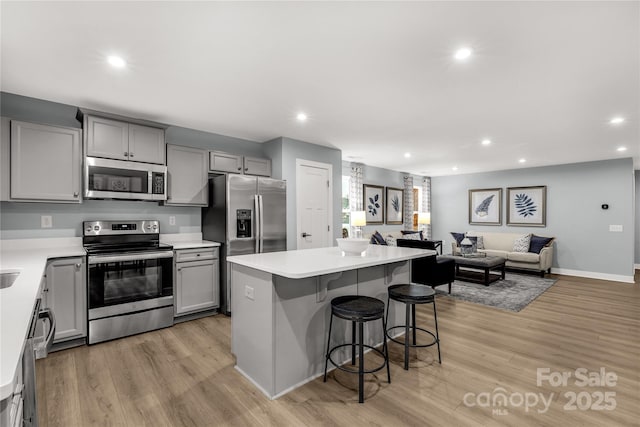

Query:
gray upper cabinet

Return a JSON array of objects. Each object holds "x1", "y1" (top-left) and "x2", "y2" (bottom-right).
[
  {"x1": 166, "y1": 144, "x2": 208, "y2": 206},
  {"x1": 86, "y1": 115, "x2": 165, "y2": 164},
  {"x1": 244, "y1": 156, "x2": 271, "y2": 177},
  {"x1": 10, "y1": 120, "x2": 82, "y2": 202},
  {"x1": 128, "y1": 124, "x2": 165, "y2": 164},
  {"x1": 209, "y1": 150, "x2": 243, "y2": 173},
  {"x1": 86, "y1": 116, "x2": 129, "y2": 160}
]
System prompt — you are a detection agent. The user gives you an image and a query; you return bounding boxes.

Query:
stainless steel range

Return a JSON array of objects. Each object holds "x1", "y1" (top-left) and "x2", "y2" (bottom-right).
[{"x1": 83, "y1": 220, "x2": 174, "y2": 344}]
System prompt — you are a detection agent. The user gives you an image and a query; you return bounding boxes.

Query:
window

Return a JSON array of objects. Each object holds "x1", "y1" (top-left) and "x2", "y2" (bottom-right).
[{"x1": 341, "y1": 176, "x2": 350, "y2": 237}]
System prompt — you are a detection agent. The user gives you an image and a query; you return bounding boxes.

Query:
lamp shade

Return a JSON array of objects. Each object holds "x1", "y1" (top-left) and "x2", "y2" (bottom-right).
[
  {"x1": 418, "y1": 212, "x2": 431, "y2": 225},
  {"x1": 351, "y1": 211, "x2": 367, "y2": 227}
]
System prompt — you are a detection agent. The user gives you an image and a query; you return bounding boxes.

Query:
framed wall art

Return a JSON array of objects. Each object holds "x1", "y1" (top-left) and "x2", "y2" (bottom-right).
[
  {"x1": 385, "y1": 187, "x2": 404, "y2": 225},
  {"x1": 507, "y1": 185, "x2": 547, "y2": 227},
  {"x1": 469, "y1": 188, "x2": 502, "y2": 225},
  {"x1": 363, "y1": 184, "x2": 384, "y2": 224}
]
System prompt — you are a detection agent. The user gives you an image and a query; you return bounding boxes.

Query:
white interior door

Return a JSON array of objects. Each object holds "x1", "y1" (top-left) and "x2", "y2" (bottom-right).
[{"x1": 296, "y1": 159, "x2": 332, "y2": 250}]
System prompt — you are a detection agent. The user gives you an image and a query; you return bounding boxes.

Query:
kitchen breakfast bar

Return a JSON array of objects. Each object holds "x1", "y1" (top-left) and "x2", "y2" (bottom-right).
[{"x1": 227, "y1": 245, "x2": 435, "y2": 399}]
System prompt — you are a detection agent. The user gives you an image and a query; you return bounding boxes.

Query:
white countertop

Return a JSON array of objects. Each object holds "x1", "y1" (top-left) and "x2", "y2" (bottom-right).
[
  {"x1": 0, "y1": 238, "x2": 85, "y2": 400},
  {"x1": 160, "y1": 233, "x2": 220, "y2": 250},
  {"x1": 227, "y1": 245, "x2": 435, "y2": 279}
]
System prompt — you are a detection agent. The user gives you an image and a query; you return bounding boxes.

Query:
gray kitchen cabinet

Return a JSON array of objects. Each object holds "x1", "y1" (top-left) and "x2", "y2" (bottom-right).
[
  {"x1": 10, "y1": 120, "x2": 82, "y2": 203},
  {"x1": 166, "y1": 144, "x2": 208, "y2": 206},
  {"x1": 175, "y1": 248, "x2": 220, "y2": 316},
  {"x1": 209, "y1": 150, "x2": 243, "y2": 173},
  {"x1": 44, "y1": 257, "x2": 86, "y2": 343},
  {"x1": 243, "y1": 156, "x2": 271, "y2": 177},
  {"x1": 86, "y1": 115, "x2": 165, "y2": 164}
]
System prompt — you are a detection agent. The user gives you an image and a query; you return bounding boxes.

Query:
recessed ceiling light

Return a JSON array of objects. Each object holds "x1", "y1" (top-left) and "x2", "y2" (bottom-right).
[
  {"x1": 107, "y1": 55, "x2": 126, "y2": 68},
  {"x1": 296, "y1": 112, "x2": 308, "y2": 122},
  {"x1": 616, "y1": 146, "x2": 627, "y2": 152},
  {"x1": 519, "y1": 158, "x2": 527, "y2": 163},
  {"x1": 404, "y1": 152, "x2": 411, "y2": 158},
  {"x1": 609, "y1": 117, "x2": 625, "y2": 125},
  {"x1": 452, "y1": 166, "x2": 458, "y2": 171},
  {"x1": 481, "y1": 139, "x2": 492, "y2": 146},
  {"x1": 454, "y1": 47, "x2": 472, "y2": 61}
]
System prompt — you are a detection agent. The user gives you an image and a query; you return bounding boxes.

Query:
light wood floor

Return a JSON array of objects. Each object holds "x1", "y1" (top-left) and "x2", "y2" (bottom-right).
[{"x1": 37, "y1": 272, "x2": 640, "y2": 426}]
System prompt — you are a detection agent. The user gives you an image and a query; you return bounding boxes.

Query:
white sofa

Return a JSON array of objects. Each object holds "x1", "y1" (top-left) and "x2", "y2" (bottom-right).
[{"x1": 451, "y1": 231, "x2": 554, "y2": 277}]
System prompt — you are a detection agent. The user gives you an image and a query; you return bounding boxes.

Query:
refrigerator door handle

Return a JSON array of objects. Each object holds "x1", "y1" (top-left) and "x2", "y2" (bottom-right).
[
  {"x1": 259, "y1": 195, "x2": 265, "y2": 253},
  {"x1": 254, "y1": 195, "x2": 260, "y2": 253}
]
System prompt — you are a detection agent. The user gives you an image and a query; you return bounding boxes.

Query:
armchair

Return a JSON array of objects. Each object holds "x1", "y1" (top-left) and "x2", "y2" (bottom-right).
[{"x1": 397, "y1": 239, "x2": 456, "y2": 294}]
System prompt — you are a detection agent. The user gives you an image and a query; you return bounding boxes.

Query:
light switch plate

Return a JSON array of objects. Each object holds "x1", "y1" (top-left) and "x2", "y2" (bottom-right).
[
  {"x1": 609, "y1": 225, "x2": 623, "y2": 232},
  {"x1": 41, "y1": 215, "x2": 52, "y2": 228},
  {"x1": 245, "y1": 285, "x2": 254, "y2": 300}
]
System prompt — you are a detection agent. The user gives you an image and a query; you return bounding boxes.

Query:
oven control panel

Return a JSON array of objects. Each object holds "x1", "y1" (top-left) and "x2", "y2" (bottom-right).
[{"x1": 83, "y1": 220, "x2": 160, "y2": 236}]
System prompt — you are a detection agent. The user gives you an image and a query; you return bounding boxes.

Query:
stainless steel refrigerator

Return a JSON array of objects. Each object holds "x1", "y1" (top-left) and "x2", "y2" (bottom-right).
[{"x1": 202, "y1": 174, "x2": 286, "y2": 315}]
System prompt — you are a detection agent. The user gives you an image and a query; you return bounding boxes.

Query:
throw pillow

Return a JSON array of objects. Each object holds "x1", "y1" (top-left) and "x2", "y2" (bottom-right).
[
  {"x1": 529, "y1": 235, "x2": 554, "y2": 254},
  {"x1": 401, "y1": 230, "x2": 424, "y2": 240},
  {"x1": 467, "y1": 233, "x2": 484, "y2": 250},
  {"x1": 513, "y1": 234, "x2": 532, "y2": 252},
  {"x1": 385, "y1": 235, "x2": 397, "y2": 246},
  {"x1": 370, "y1": 231, "x2": 387, "y2": 245},
  {"x1": 465, "y1": 236, "x2": 478, "y2": 253},
  {"x1": 450, "y1": 232, "x2": 465, "y2": 246},
  {"x1": 402, "y1": 232, "x2": 422, "y2": 241}
]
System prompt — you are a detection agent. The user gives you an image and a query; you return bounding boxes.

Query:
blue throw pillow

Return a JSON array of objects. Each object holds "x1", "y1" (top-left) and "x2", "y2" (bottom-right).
[
  {"x1": 450, "y1": 232, "x2": 465, "y2": 245},
  {"x1": 529, "y1": 235, "x2": 554, "y2": 254},
  {"x1": 401, "y1": 230, "x2": 424, "y2": 240},
  {"x1": 370, "y1": 231, "x2": 387, "y2": 245}
]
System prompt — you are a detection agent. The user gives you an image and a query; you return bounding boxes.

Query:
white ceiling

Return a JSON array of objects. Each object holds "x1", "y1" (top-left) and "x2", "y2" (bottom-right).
[{"x1": 1, "y1": 1, "x2": 638, "y2": 176}]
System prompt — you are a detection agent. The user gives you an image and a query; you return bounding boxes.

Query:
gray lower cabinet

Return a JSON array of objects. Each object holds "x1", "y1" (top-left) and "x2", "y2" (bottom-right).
[
  {"x1": 175, "y1": 248, "x2": 220, "y2": 316},
  {"x1": 166, "y1": 144, "x2": 208, "y2": 206},
  {"x1": 9, "y1": 120, "x2": 82, "y2": 202},
  {"x1": 44, "y1": 257, "x2": 86, "y2": 343}
]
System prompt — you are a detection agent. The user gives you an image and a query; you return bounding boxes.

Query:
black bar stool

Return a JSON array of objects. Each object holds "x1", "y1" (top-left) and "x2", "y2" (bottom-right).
[
  {"x1": 385, "y1": 284, "x2": 441, "y2": 370},
  {"x1": 323, "y1": 295, "x2": 391, "y2": 403}
]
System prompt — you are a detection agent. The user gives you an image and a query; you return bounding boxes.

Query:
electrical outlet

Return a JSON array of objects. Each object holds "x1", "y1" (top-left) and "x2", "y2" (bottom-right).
[
  {"x1": 245, "y1": 285, "x2": 254, "y2": 300},
  {"x1": 41, "y1": 215, "x2": 52, "y2": 228},
  {"x1": 609, "y1": 225, "x2": 623, "y2": 232},
  {"x1": 169, "y1": 216, "x2": 176, "y2": 226}
]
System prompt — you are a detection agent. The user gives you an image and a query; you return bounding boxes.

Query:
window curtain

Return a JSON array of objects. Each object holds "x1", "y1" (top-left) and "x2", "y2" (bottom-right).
[
  {"x1": 349, "y1": 164, "x2": 363, "y2": 237},
  {"x1": 422, "y1": 177, "x2": 431, "y2": 239},
  {"x1": 403, "y1": 176, "x2": 413, "y2": 230}
]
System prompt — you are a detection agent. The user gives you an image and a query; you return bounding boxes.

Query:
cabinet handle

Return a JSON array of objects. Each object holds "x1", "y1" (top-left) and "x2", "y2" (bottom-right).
[
  {"x1": 129, "y1": 152, "x2": 134, "y2": 158},
  {"x1": 73, "y1": 192, "x2": 78, "y2": 197},
  {"x1": 43, "y1": 288, "x2": 49, "y2": 293},
  {"x1": 124, "y1": 152, "x2": 129, "y2": 157},
  {"x1": 244, "y1": 168, "x2": 248, "y2": 172},
  {"x1": 75, "y1": 263, "x2": 81, "y2": 268},
  {"x1": 196, "y1": 254, "x2": 201, "y2": 257},
  {"x1": 237, "y1": 167, "x2": 241, "y2": 171}
]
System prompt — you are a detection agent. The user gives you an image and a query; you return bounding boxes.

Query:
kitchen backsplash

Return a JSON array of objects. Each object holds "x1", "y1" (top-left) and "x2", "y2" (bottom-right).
[{"x1": 0, "y1": 200, "x2": 201, "y2": 239}]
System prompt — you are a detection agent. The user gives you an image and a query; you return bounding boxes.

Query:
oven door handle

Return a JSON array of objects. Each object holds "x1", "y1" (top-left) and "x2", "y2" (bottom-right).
[
  {"x1": 88, "y1": 251, "x2": 174, "y2": 264},
  {"x1": 38, "y1": 308, "x2": 56, "y2": 353}
]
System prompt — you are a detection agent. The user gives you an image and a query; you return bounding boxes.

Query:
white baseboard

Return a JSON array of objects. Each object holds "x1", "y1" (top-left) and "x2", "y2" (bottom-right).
[
  {"x1": 551, "y1": 268, "x2": 635, "y2": 284},
  {"x1": 635, "y1": 263, "x2": 640, "y2": 270}
]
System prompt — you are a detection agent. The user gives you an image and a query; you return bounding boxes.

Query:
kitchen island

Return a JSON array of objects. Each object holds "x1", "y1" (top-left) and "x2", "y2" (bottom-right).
[{"x1": 227, "y1": 244, "x2": 435, "y2": 399}]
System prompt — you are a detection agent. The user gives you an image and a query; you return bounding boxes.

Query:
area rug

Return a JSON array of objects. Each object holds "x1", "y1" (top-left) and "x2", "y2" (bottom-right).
[{"x1": 433, "y1": 273, "x2": 557, "y2": 312}]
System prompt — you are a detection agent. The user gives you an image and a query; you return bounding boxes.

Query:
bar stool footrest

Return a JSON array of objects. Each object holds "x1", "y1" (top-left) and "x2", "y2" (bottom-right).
[
  {"x1": 386, "y1": 325, "x2": 439, "y2": 348},
  {"x1": 326, "y1": 343, "x2": 388, "y2": 375}
]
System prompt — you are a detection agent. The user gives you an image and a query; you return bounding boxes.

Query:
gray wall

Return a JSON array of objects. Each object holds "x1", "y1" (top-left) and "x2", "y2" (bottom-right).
[
  {"x1": 431, "y1": 158, "x2": 635, "y2": 278},
  {"x1": 636, "y1": 170, "x2": 640, "y2": 265},
  {"x1": 266, "y1": 137, "x2": 342, "y2": 250}
]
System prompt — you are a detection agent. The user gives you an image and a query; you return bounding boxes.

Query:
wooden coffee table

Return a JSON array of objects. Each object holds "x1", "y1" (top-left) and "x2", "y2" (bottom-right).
[{"x1": 439, "y1": 255, "x2": 506, "y2": 286}]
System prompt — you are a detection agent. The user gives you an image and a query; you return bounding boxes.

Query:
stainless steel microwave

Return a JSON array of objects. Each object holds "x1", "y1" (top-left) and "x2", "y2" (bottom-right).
[{"x1": 84, "y1": 157, "x2": 167, "y2": 201}]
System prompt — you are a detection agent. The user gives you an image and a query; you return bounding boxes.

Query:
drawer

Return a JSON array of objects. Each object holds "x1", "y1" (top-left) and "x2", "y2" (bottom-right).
[{"x1": 175, "y1": 248, "x2": 218, "y2": 263}]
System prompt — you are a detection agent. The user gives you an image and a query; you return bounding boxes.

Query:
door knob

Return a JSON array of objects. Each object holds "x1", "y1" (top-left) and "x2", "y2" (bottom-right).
[{"x1": 302, "y1": 232, "x2": 312, "y2": 238}]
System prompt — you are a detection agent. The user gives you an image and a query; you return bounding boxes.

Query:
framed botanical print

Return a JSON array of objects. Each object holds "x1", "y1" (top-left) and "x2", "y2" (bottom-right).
[
  {"x1": 469, "y1": 188, "x2": 502, "y2": 225},
  {"x1": 363, "y1": 184, "x2": 384, "y2": 224},
  {"x1": 385, "y1": 187, "x2": 404, "y2": 224},
  {"x1": 507, "y1": 186, "x2": 547, "y2": 226}
]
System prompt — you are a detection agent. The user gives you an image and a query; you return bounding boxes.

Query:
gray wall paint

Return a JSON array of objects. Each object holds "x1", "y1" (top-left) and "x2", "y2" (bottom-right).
[
  {"x1": 432, "y1": 158, "x2": 635, "y2": 278},
  {"x1": 0, "y1": 200, "x2": 199, "y2": 239},
  {"x1": 636, "y1": 170, "x2": 639, "y2": 265},
  {"x1": 270, "y1": 137, "x2": 342, "y2": 250}
]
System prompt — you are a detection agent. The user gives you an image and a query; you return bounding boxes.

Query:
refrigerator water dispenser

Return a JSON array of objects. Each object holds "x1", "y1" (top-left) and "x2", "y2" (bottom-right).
[{"x1": 236, "y1": 209, "x2": 252, "y2": 238}]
